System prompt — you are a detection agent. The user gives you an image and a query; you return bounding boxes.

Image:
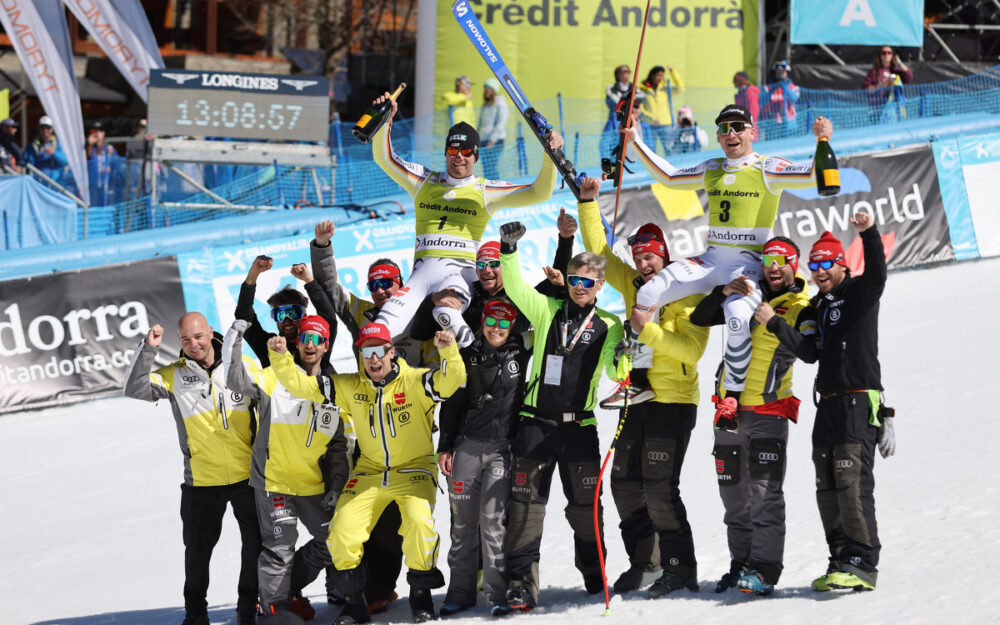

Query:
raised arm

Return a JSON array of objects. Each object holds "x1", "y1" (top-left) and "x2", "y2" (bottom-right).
[
  {"x1": 498, "y1": 223, "x2": 554, "y2": 328},
  {"x1": 372, "y1": 118, "x2": 431, "y2": 198},
  {"x1": 268, "y1": 342, "x2": 328, "y2": 404},
  {"x1": 311, "y1": 222, "x2": 362, "y2": 341},
  {"x1": 627, "y1": 130, "x2": 709, "y2": 190},
  {"x1": 484, "y1": 136, "x2": 561, "y2": 212},
  {"x1": 764, "y1": 116, "x2": 834, "y2": 191},
  {"x1": 222, "y1": 320, "x2": 267, "y2": 401},
  {"x1": 123, "y1": 325, "x2": 172, "y2": 402},
  {"x1": 577, "y1": 179, "x2": 636, "y2": 295},
  {"x1": 236, "y1": 255, "x2": 274, "y2": 365},
  {"x1": 422, "y1": 335, "x2": 467, "y2": 401}
]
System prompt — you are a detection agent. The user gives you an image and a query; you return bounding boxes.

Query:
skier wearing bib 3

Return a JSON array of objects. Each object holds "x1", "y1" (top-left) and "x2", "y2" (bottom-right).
[
  {"x1": 369, "y1": 91, "x2": 562, "y2": 348},
  {"x1": 622, "y1": 104, "x2": 833, "y2": 423}
]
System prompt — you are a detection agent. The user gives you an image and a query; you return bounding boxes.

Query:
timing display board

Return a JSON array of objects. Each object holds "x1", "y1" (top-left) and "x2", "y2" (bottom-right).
[{"x1": 148, "y1": 69, "x2": 330, "y2": 142}]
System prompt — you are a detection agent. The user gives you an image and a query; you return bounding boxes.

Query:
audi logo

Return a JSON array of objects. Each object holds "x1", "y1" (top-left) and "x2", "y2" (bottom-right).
[
  {"x1": 647, "y1": 451, "x2": 670, "y2": 462},
  {"x1": 582, "y1": 476, "x2": 598, "y2": 486},
  {"x1": 353, "y1": 393, "x2": 368, "y2": 401},
  {"x1": 758, "y1": 452, "x2": 780, "y2": 462},
  {"x1": 835, "y1": 459, "x2": 853, "y2": 469}
]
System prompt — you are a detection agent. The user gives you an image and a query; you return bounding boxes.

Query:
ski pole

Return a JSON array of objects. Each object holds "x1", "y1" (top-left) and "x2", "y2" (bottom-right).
[
  {"x1": 593, "y1": 354, "x2": 635, "y2": 615},
  {"x1": 609, "y1": 0, "x2": 652, "y2": 246}
]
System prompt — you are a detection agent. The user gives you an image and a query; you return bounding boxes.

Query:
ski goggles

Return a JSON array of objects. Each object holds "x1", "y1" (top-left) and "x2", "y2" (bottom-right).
[
  {"x1": 717, "y1": 121, "x2": 752, "y2": 135},
  {"x1": 762, "y1": 254, "x2": 796, "y2": 268},
  {"x1": 808, "y1": 259, "x2": 837, "y2": 271},
  {"x1": 368, "y1": 278, "x2": 397, "y2": 292},
  {"x1": 446, "y1": 147, "x2": 476, "y2": 157},
  {"x1": 271, "y1": 304, "x2": 305, "y2": 323},
  {"x1": 567, "y1": 275, "x2": 597, "y2": 289},
  {"x1": 360, "y1": 344, "x2": 391, "y2": 359},
  {"x1": 627, "y1": 232, "x2": 661, "y2": 246},
  {"x1": 476, "y1": 260, "x2": 501, "y2": 269},
  {"x1": 298, "y1": 333, "x2": 327, "y2": 347},
  {"x1": 484, "y1": 316, "x2": 512, "y2": 329}
]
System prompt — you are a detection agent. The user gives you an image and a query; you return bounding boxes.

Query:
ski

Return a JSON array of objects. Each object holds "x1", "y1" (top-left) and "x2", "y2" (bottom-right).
[{"x1": 451, "y1": 0, "x2": 582, "y2": 199}]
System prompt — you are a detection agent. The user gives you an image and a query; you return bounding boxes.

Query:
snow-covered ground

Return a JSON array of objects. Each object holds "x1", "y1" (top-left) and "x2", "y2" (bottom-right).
[{"x1": 4, "y1": 258, "x2": 998, "y2": 625}]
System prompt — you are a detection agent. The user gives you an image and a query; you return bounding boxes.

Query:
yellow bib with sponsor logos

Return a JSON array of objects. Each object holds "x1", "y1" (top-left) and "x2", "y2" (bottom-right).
[
  {"x1": 703, "y1": 157, "x2": 780, "y2": 251},
  {"x1": 413, "y1": 173, "x2": 489, "y2": 260}
]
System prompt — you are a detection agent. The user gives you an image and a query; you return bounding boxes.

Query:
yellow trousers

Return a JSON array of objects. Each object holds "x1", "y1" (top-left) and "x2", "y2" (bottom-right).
[{"x1": 328, "y1": 466, "x2": 440, "y2": 571}]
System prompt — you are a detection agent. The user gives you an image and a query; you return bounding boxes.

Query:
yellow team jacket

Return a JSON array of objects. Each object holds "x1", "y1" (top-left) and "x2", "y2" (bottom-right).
[
  {"x1": 124, "y1": 340, "x2": 254, "y2": 487},
  {"x1": 639, "y1": 68, "x2": 685, "y2": 126},
  {"x1": 578, "y1": 200, "x2": 709, "y2": 404},
  {"x1": 270, "y1": 342, "x2": 465, "y2": 485},
  {"x1": 441, "y1": 91, "x2": 476, "y2": 128}
]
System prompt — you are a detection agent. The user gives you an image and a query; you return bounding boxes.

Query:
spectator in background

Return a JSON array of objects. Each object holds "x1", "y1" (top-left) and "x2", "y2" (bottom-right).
[
  {"x1": 24, "y1": 115, "x2": 69, "y2": 183},
  {"x1": 602, "y1": 64, "x2": 642, "y2": 157},
  {"x1": 863, "y1": 46, "x2": 913, "y2": 90},
  {"x1": 762, "y1": 61, "x2": 799, "y2": 124},
  {"x1": 669, "y1": 106, "x2": 709, "y2": 154},
  {"x1": 443, "y1": 75, "x2": 476, "y2": 129},
  {"x1": 0, "y1": 118, "x2": 23, "y2": 168},
  {"x1": 87, "y1": 121, "x2": 118, "y2": 206},
  {"x1": 733, "y1": 72, "x2": 760, "y2": 139},
  {"x1": 640, "y1": 65, "x2": 685, "y2": 155},
  {"x1": 479, "y1": 78, "x2": 509, "y2": 180}
]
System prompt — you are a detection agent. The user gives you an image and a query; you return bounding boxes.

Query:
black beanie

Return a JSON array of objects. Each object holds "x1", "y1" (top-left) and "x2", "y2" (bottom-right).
[{"x1": 446, "y1": 122, "x2": 480, "y2": 160}]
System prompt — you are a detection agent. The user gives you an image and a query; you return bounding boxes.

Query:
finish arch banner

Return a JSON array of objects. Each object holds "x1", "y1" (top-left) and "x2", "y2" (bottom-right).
[
  {"x1": 790, "y1": 0, "x2": 925, "y2": 47},
  {"x1": 434, "y1": 0, "x2": 760, "y2": 105}
]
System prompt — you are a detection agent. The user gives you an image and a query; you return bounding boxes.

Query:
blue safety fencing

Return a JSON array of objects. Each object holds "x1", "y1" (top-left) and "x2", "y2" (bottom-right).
[{"x1": 15, "y1": 65, "x2": 1000, "y2": 248}]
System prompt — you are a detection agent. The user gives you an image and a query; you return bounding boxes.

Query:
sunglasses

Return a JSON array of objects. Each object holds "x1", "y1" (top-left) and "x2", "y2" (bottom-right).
[
  {"x1": 271, "y1": 304, "x2": 305, "y2": 322},
  {"x1": 627, "y1": 232, "x2": 660, "y2": 246},
  {"x1": 446, "y1": 147, "x2": 475, "y2": 157},
  {"x1": 717, "y1": 121, "x2": 751, "y2": 135},
  {"x1": 368, "y1": 278, "x2": 397, "y2": 292},
  {"x1": 567, "y1": 275, "x2": 597, "y2": 289},
  {"x1": 476, "y1": 260, "x2": 500, "y2": 269},
  {"x1": 298, "y1": 333, "x2": 327, "y2": 347},
  {"x1": 808, "y1": 259, "x2": 837, "y2": 271},
  {"x1": 881, "y1": 51, "x2": 893, "y2": 56},
  {"x1": 484, "y1": 316, "x2": 512, "y2": 329},
  {"x1": 360, "y1": 344, "x2": 390, "y2": 359},
  {"x1": 762, "y1": 254, "x2": 796, "y2": 268}
]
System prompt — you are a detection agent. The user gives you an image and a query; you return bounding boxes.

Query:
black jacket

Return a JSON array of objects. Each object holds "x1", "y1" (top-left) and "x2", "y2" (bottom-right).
[
  {"x1": 409, "y1": 233, "x2": 574, "y2": 341},
  {"x1": 234, "y1": 280, "x2": 338, "y2": 371},
  {"x1": 437, "y1": 336, "x2": 531, "y2": 452},
  {"x1": 812, "y1": 226, "x2": 887, "y2": 395}
]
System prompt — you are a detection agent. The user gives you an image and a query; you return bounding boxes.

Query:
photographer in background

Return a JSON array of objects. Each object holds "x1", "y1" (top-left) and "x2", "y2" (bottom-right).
[{"x1": 862, "y1": 46, "x2": 913, "y2": 90}]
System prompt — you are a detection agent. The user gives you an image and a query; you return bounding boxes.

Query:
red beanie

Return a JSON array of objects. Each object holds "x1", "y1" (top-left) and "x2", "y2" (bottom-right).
[
  {"x1": 368, "y1": 263, "x2": 402, "y2": 285},
  {"x1": 298, "y1": 315, "x2": 330, "y2": 339},
  {"x1": 630, "y1": 223, "x2": 669, "y2": 261},
  {"x1": 482, "y1": 299, "x2": 517, "y2": 324},
  {"x1": 809, "y1": 231, "x2": 847, "y2": 266},
  {"x1": 763, "y1": 238, "x2": 799, "y2": 273},
  {"x1": 477, "y1": 241, "x2": 501, "y2": 262},
  {"x1": 356, "y1": 322, "x2": 393, "y2": 346}
]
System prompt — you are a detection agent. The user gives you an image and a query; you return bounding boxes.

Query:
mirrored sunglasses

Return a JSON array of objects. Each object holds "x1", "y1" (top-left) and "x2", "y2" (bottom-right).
[
  {"x1": 446, "y1": 147, "x2": 475, "y2": 157},
  {"x1": 298, "y1": 333, "x2": 327, "y2": 346},
  {"x1": 762, "y1": 254, "x2": 795, "y2": 267},
  {"x1": 476, "y1": 260, "x2": 501, "y2": 269},
  {"x1": 627, "y1": 232, "x2": 659, "y2": 246},
  {"x1": 270, "y1": 304, "x2": 305, "y2": 322},
  {"x1": 368, "y1": 278, "x2": 397, "y2": 292},
  {"x1": 484, "y1": 316, "x2": 512, "y2": 329},
  {"x1": 717, "y1": 121, "x2": 751, "y2": 135},
  {"x1": 567, "y1": 275, "x2": 597, "y2": 288},
  {"x1": 808, "y1": 259, "x2": 837, "y2": 271},
  {"x1": 361, "y1": 344, "x2": 390, "y2": 359}
]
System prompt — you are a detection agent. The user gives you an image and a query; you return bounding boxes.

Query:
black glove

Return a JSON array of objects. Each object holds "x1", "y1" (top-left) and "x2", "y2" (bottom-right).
[
  {"x1": 500, "y1": 221, "x2": 526, "y2": 254},
  {"x1": 321, "y1": 489, "x2": 339, "y2": 513}
]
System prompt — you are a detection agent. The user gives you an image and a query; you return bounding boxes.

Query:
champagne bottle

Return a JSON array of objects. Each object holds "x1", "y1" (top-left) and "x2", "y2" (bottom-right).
[
  {"x1": 352, "y1": 83, "x2": 406, "y2": 144},
  {"x1": 815, "y1": 136, "x2": 840, "y2": 197}
]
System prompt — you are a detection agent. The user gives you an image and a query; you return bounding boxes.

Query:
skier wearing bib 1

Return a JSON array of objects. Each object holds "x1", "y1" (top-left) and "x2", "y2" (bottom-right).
[
  {"x1": 369, "y1": 92, "x2": 562, "y2": 348},
  {"x1": 622, "y1": 104, "x2": 833, "y2": 423}
]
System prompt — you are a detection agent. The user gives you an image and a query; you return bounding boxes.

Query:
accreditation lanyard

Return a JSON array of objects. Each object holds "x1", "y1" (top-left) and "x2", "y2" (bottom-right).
[{"x1": 560, "y1": 305, "x2": 597, "y2": 354}]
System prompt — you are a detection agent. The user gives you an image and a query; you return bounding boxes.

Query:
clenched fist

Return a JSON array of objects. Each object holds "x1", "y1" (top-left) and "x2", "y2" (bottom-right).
[
  {"x1": 268, "y1": 336, "x2": 288, "y2": 354},
  {"x1": 145, "y1": 324, "x2": 164, "y2": 348},
  {"x1": 315, "y1": 220, "x2": 335, "y2": 246}
]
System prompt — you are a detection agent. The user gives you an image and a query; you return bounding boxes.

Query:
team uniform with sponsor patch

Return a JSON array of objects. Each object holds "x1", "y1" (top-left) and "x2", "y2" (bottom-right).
[
  {"x1": 268, "y1": 341, "x2": 465, "y2": 597},
  {"x1": 628, "y1": 136, "x2": 816, "y2": 392},
  {"x1": 370, "y1": 123, "x2": 556, "y2": 346},
  {"x1": 692, "y1": 274, "x2": 817, "y2": 591},
  {"x1": 123, "y1": 335, "x2": 261, "y2": 621},
  {"x1": 221, "y1": 322, "x2": 352, "y2": 612}
]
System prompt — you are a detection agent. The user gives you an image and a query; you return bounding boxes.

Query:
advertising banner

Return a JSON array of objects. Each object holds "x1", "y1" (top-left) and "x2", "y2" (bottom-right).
[
  {"x1": 790, "y1": 0, "x2": 924, "y2": 47},
  {"x1": 434, "y1": 0, "x2": 759, "y2": 108},
  {"x1": 598, "y1": 143, "x2": 953, "y2": 273},
  {"x1": 62, "y1": 0, "x2": 165, "y2": 102},
  {"x1": 0, "y1": 0, "x2": 89, "y2": 201},
  {"x1": 0, "y1": 257, "x2": 186, "y2": 413},
  {"x1": 957, "y1": 134, "x2": 1000, "y2": 258}
]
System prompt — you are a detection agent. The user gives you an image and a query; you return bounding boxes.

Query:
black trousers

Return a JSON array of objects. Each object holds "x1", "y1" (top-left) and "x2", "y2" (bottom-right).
[
  {"x1": 813, "y1": 393, "x2": 881, "y2": 573},
  {"x1": 180, "y1": 480, "x2": 261, "y2": 616},
  {"x1": 504, "y1": 418, "x2": 604, "y2": 600},
  {"x1": 610, "y1": 402, "x2": 698, "y2": 581}
]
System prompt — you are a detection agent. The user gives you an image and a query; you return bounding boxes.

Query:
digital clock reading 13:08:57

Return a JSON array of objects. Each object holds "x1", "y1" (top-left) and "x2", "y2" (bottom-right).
[{"x1": 148, "y1": 69, "x2": 330, "y2": 142}]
